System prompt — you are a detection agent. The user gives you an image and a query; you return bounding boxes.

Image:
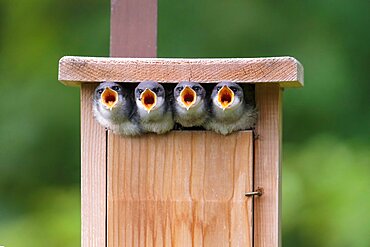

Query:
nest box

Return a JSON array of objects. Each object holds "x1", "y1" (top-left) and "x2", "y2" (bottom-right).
[
  {"x1": 58, "y1": 56, "x2": 303, "y2": 247},
  {"x1": 57, "y1": 1, "x2": 303, "y2": 246}
]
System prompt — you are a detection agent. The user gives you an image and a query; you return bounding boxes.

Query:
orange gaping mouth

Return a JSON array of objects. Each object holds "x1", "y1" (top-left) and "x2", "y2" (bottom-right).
[
  {"x1": 141, "y1": 89, "x2": 157, "y2": 112},
  {"x1": 218, "y1": 86, "x2": 234, "y2": 109},
  {"x1": 101, "y1": 87, "x2": 118, "y2": 110},
  {"x1": 180, "y1": 86, "x2": 197, "y2": 109}
]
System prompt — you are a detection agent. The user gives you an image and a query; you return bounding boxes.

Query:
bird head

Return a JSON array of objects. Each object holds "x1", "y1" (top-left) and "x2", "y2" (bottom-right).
[
  {"x1": 94, "y1": 82, "x2": 126, "y2": 111},
  {"x1": 174, "y1": 82, "x2": 206, "y2": 110},
  {"x1": 135, "y1": 81, "x2": 165, "y2": 113},
  {"x1": 212, "y1": 82, "x2": 243, "y2": 111}
]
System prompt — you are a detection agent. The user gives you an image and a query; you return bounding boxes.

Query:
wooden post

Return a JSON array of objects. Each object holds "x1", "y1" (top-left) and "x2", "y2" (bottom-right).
[{"x1": 110, "y1": 0, "x2": 157, "y2": 58}]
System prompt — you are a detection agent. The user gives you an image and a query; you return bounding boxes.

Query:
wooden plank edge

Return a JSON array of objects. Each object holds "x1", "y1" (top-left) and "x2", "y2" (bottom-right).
[
  {"x1": 253, "y1": 85, "x2": 282, "y2": 247},
  {"x1": 80, "y1": 84, "x2": 107, "y2": 247},
  {"x1": 58, "y1": 56, "x2": 303, "y2": 88}
]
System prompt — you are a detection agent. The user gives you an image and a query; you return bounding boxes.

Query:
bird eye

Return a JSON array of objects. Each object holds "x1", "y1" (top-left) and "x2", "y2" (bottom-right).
[
  {"x1": 97, "y1": 89, "x2": 104, "y2": 95},
  {"x1": 192, "y1": 86, "x2": 201, "y2": 91},
  {"x1": 216, "y1": 86, "x2": 222, "y2": 91},
  {"x1": 152, "y1": 87, "x2": 161, "y2": 93},
  {"x1": 137, "y1": 88, "x2": 144, "y2": 94},
  {"x1": 176, "y1": 86, "x2": 184, "y2": 92},
  {"x1": 229, "y1": 86, "x2": 238, "y2": 93},
  {"x1": 111, "y1": 86, "x2": 121, "y2": 91}
]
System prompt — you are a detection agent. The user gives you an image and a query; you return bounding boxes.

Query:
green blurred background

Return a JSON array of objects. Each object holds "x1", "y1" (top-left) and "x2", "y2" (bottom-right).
[{"x1": 0, "y1": 0, "x2": 369, "y2": 246}]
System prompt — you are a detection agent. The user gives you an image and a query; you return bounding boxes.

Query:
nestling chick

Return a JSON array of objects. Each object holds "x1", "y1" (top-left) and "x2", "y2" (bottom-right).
[
  {"x1": 93, "y1": 82, "x2": 142, "y2": 136},
  {"x1": 205, "y1": 82, "x2": 257, "y2": 135},
  {"x1": 134, "y1": 81, "x2": 174, "y2": 134},
  {"x1": 173, "y1": 82, "x2": 208, "y2": 127}
]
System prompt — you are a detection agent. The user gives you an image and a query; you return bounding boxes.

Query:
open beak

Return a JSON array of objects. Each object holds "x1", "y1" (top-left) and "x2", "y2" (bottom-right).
[
  {"x1": 180, "y1": 86, "x2": 197, "y2": 110},
  {"x1": 217, "y1": 86, "x2": 234, "y2": 110},
  {"x1": 140, "y1": 88, "x2": 157, "y2": 113},
  {"x1": 101, "y1": 87, "x2": 118, "y2": 110}
]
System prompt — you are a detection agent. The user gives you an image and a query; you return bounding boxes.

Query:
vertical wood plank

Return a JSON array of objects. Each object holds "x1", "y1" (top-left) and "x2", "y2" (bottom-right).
[
  {"x1": 108, "y1": 131, "x2": 253, "y2": 247},
  {"x1": 110, "y1": 0, "x2": 157, "y2": 57},
  {"x1": 81, "y1": 84, "x2": 107, "y2": 247},
  {"x1": 254, "y1": 84, "x2": 282, "y2": 247}
]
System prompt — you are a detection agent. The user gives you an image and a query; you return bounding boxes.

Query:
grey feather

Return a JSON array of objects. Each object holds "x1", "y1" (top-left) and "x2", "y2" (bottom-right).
[
  {"x1": 173, "y1": 82, "x2": 209, "y2": 127},
  {"x1": 134, "y1": 81, "x2": 174, "y2": 134},
  {"x1": 204, "y1": 82, "x2": 257, "y2": 135},
  {"x1": 93, "y1": 82, "x2": 142, "y2": 136}
]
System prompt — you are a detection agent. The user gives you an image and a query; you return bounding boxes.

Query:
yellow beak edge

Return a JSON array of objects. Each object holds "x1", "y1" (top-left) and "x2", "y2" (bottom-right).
[
  {"x1": 141, "y1": 89, "x2": 157, "y2": 112},
  {"x1": 217, "y1": 86, "x2": 234, "y2": 110},
  {"x1": 180, "y1": 86, "x2": 197, "y2": 110},
  {"x1": 101, "y1": 87, "x2": 118, "y2": 110}
]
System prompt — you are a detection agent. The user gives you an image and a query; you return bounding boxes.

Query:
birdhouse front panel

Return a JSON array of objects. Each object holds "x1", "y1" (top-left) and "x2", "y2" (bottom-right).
[{"x1": 107, "y1": 131, "x2": 253, "y2": 247}]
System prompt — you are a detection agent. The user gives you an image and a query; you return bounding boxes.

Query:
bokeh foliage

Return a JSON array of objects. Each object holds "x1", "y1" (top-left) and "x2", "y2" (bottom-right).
[{"x1": 0, "y1": 0, "x2": 369, "y2": 246}]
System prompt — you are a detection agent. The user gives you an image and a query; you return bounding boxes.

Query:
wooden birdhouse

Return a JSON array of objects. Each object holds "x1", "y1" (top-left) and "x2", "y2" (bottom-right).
[{"x1": 58, "y1": 1, "x2": 303, "y2": 247}]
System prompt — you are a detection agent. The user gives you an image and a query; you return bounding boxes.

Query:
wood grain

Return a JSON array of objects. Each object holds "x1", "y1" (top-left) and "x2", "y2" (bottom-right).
[
  {"x1": 107, "y1": 131, "x2": 253, "y2": 247},
  {"x1": 110, "y1": 0, "x2": 157, "y2": 57},
  {"x1": 254, "y1": 85, "x2": 282, "y2": 247},
  {"x1": 81, "y1": 84, "x2": 107, "y2": 247},
  {"x1": 58, "y1": 56, "x2": 304, "y2": 88}
]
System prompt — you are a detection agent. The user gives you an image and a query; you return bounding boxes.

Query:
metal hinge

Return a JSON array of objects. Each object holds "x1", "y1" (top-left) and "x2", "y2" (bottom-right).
[{"x1": 245, "y1": 187, "x2": 263, "y2": 197}]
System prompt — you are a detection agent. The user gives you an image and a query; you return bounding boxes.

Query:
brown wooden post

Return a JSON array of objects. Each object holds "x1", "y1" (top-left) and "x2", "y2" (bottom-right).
[{"x1": 110, "y1": 0, "x2": 157, "y2": 58}]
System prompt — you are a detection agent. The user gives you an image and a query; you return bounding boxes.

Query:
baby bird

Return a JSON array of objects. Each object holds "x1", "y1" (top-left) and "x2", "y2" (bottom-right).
[
  {"x1": 205, "y1": 82, "x2": 257, "y2": 135},
  {"x1": 134, "y1": 81, "x2": 174, "y2": 134},
  {"x1": 173, "y1": 82, "x2": 208, "y2": 127},
  {"x1": 93, "y1": 82, "x2": 142, "y2": 136}
]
